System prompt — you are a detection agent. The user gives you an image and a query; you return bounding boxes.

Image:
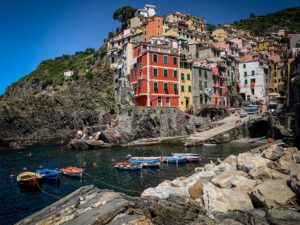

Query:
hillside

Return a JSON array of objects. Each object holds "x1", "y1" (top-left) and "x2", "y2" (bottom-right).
[
  {"x1": 0, "y1": 47, "x2": 115, "y2": 147},
  {"x1": 233, "y1": 7, "x2": 300, "y2": 35}
]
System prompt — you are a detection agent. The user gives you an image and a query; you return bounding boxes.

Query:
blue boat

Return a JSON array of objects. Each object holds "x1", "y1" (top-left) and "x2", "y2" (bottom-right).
[
  {"x1": 128, "y1": 159, "x2": 161, "y2": 167},
  {"x1": 36, "y1": 168, "x2": 61, "y2": 181},
  {"x1": 162, "y1": 156, "x2": 187, "y2": 164},
  {"x1": 114, "y1": 162, "x2": 143, "y2": 171},
  {"x1": 243, "y1": 105, "x2": 259, "y2": 113}
]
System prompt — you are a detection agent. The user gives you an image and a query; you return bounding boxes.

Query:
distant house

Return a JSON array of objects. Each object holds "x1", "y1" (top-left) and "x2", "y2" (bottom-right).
[
  {"x1": 135, "y1": 4, "x2": 156, "y2": 18},
  {"x1": 64, "y1": 70, "x2": 74, "y2": 78}
]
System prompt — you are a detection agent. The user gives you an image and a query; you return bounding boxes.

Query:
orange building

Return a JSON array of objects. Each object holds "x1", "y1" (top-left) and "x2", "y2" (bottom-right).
[
  {"x1": 143, "y1": 16, "x2": 164, "y2": 42},
  {"x1": 130, "y1": 38, "x2": 180, "y2": 107}
]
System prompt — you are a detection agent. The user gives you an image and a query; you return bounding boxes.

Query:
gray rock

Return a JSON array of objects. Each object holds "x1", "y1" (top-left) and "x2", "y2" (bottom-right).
[
  {"x1": 237, "y1": 153, "x2": 270, "y2": 173},
  {"x1": 267, "y1": 209, "x2": 300, "y2": 225},
  {"x1": 141, "y1": 185, "x2": 190, "y2": 199},
  {"x1": 250, "y1": 179, "x2": 295, "y2": 208},
  {"x1": 290, "y1": 163, "x2": 300, "y2": 201},
  {"x1": 262, "y1": 145, "x2": 285, "y2": 161}
]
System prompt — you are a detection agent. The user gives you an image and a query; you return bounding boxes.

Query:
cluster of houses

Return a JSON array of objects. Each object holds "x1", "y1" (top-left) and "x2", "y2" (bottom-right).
[{"x1": 106, "y1": 4, "x2": 300, "y2": 112}]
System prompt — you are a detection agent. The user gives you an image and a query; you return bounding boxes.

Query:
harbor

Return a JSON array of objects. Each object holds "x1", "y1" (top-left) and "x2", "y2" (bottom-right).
[{"x1": 0, "y1": 142, "x2": 261, "y2": 224}]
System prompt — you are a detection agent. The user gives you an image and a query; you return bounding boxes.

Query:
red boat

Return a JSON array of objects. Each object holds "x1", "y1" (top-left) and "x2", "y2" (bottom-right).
[{"x1": 17, "y1": 172, "x2": 42, "y2": 188}]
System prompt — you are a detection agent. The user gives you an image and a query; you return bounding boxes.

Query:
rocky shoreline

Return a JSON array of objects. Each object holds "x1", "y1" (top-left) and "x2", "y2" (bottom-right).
[{"x1": 17, "y1": 141, "x2": 300, "y2": 225}]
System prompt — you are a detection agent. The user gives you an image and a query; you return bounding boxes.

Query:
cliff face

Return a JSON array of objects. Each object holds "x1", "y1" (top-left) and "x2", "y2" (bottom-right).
[{"x1": 0, "y1": 60, "x2": 115, "y2": 147}]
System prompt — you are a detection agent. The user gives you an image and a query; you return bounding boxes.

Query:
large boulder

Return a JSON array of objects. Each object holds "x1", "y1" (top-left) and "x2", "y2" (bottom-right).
[
  {"x1": 211, "y1": 171, "x2": 256, "y2": 192},
  {"x1": 250, "y1": 179, "x2": 295, "y2": 208},
  {"x1": 262, "y1": 145, "x2": 285, "y2": 161},
  {"x1": 249, "y1": 166, "x2": 290, "y2": 180},
  {"x1": 141, "y1": 185, "x2": 189, "y2": 199},
  {"x1": 237, "y1": 153, "x2": 270, "y2": 173},
  {"x1": 203, "y1": 183, "x2": 254, "y2": 215}
]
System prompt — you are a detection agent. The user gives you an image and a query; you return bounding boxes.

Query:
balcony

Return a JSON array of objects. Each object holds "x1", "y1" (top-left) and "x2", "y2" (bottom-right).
[
  {"x1": 250, "y1": 82, "x2": 256, "y2": 88},
  {"x1": 212, "y1": 82, "x2": 220, "y2": 88}
]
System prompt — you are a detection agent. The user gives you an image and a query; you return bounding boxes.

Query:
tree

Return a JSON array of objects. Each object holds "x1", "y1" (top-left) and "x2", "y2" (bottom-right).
[
  {"x1": 206, "y1": 23, "x2": 216, "y2": 34},
  {"x1": 113, "y1": 6, "x2": 136, "y2": 24},
  {"x1": 250, "y1": 13, "x2": 256, "y2": 18}
]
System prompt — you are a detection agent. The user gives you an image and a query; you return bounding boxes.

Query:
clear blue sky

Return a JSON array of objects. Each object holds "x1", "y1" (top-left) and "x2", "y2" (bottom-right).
[{"x1": 1, "y1": 0, "x2": 300, "y2": 94}]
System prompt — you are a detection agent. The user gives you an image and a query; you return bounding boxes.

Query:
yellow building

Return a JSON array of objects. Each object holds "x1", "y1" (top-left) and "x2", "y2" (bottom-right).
[
  {"x1": 255, "y1": 40, "x2": 281, "y2": 52},
  {"x1": 179, "y1": 61, "x2": 193, "y2": 111},
  {"x1": 212, "y1": 28, "x2": 228, "y2": 42}
]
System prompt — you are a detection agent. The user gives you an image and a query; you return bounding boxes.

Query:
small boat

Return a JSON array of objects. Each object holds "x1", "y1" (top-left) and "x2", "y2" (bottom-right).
[
  {"x1": 162, "y1": 156, "x2": 187, "y2": 164},
  {"x1": 239, "y1": 111, "x2": 248, "y2": 118},
  {"x1": 114, "y1": 162, "x2": 143, "y2": 171},
  {"x1": 36, "y1": 168, "x2": 61, "y2": 181},
  {"x1": 128, "y1": 159, "x2": 161, "y2": 167},
  {"x1": 171, "y1": 153, "x2": 201, "y2": 162},
  {"x1": 126, "y1": 156, "x2": 160, "y2": 161},
  {"x1": 17, "y1": 172, "x2": 42, "y2": 188},
  {"x1": 60, "y1": 167, "x2": 84, "y2": 178},
  {"x1": 203, "y1": 143, "x2": 217, "y2": 147}
]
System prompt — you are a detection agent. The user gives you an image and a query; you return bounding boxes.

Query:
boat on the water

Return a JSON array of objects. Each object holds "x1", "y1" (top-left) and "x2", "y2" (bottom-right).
[
  {"x1": 126, "y1": 156, "x2": 160, "y2": 161},
  {"x1": 17, "y1": 172, "x2": 43, "y2": 188},
  {"x1": 60, "y1": 167, "x2": 84, "y2": 178},
  {"x1": 171, "y1": 153, "x2": 201, "y2": 162},
  {"x1": 114, "y1": 162, "x2": 143, "y2": 171},
  {"x1": 128, "y1": 159, "x2": 161, "y2": 167},
  {"x1": 162, "y1": 156, "x2": 187, "y2": 164},
  {"x1": 203, "y1": 143, "x2": 217, "y2": 147},
  {"x1": 36, "y1": 168, "x2": 61, "y2": 181}
]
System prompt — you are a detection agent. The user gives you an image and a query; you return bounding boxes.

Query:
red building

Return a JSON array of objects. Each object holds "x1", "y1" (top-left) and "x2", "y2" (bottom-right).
[{"x1": 130, "y1": 37, "x2": 180, "y2": 107}]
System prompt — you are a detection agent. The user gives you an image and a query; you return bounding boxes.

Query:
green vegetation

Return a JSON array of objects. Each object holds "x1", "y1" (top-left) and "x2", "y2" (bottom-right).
[
  {"x1": 233, "y1": 7, "x2": 300, "y2": 35},
  {"x1": 13, "y1": 48, "x2": 103, "y2": 90}
]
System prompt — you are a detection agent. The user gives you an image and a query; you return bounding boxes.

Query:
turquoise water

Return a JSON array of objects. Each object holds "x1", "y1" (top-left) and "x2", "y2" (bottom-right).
[{"x1": 0, "y1": 143, "x2": 260, "y2": 224}]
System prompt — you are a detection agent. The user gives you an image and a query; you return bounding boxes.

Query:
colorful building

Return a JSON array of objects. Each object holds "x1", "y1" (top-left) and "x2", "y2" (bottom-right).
[
  {"x1": 130, "y1": 37, "x2": 180, "y2": 107},
  {"x1": 179, "y1": 61, "x2": 193, "y2": 111},
  {"x1": 143, "y1": 16, "x2": 164, "y2": 42}
]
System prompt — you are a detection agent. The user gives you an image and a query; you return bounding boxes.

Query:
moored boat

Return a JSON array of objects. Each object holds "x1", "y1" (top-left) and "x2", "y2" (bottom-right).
[
  {"x1": 36, "y1": 168, "x2": 61, "y2": 181},
  {"x1": 17, "y1": 172, "x2": 43, "y2": 188},
  {"x1": 171, "y1": 153, "x2": 201, "y2": 162},
  {"x1": 128, "y1": 159, "x2": 161, "y2": 167},
  {"x1": 162, "y1": 156, "x2": 187, "y2": 164},
  {"x1": 126, "y1": 156, "x2": 160, "y2": 161},
  {"x1": 203, "y1": 143, "x2": 217, "y2": 147},
  {"x1": 114, "y1": 162, "x2": 143, "y2": 171},
  {"x1": 60, "y1": 167, "x2": 84, "y2": 178}
]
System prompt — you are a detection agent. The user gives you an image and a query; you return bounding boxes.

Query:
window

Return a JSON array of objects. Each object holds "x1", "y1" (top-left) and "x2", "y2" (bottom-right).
[
  {"x1": 158, "y1": 25, "x2": 160, "y2": 29},
  {"x1": 144, "y1": 31, "x2": 147, "y2": 35},
  {"x1": 244, "y1": 72, "x2": 247, "y2": 77},
  {"x1": 157, "y1": 97, "x2": 162, "y2": 107},
  {"x1": 204, "y1": 71, "x2": 207, "y2": 79},
  {"x1": 164, "y1": 69, "x2": 168, "y2": 77},
  {"x1": 274, "y1": 71, "x2": 277, "y2": 77},
  {"x1": 181, "y1": 85, "x2": 185, "y2": 92},
  {"x1": 153, "y1": 82, "x2": 158, "y2": 90},
  {"x1": 173, "y1": 56, "x2": 177, "y2": 65},
  {"x1": 166, "y1": 97, "x2": 170, "y2": 106},
  {"x1": 158, "y1": 32, "x2": 160, "y2": 36},
  {"x1": 140, "y1": 71, "x2": 142, "y2": 78},
  {"x1": 204, "y1": 81, "x2": 207, "y2": 88},
  {"x1": 245, "y1": 79, "x2": 248, "y2": 85},
  {"x1": 251, "y1": 88, "x2": 255, "y2": 95},
  {"x1": 274, "y1": 79, "x2": 277, "y2": 83},
  {"x1": 153, "y1": 54, "x2": 158, "y2": 62},
  {"x1": 174, "y1": 83, "x2": 178, "y2": 91},
  {"x1": 243, "y1": 64, "x2": 246, "y2": 68},
  {"x1": 199, "y1": 81, "x2": 202, "y2": 89},
  {"x1": 164, "y1": 83, "x2": 168, "y2": 90},
  {"x1": 196, "y1": 52, "x2": 199, "y2": 59},
  {"x1": 163, "y1": 55, "x2": 168, "y2": 64},
  {"x1": 187, "y1": 74, "x2": 191, "y2": 80},
  {"x1": 188, "y1": 86, "x2": 192, "y2": 92},
  {"x1": 153, "y1": 68, "x2": 158, "y2": 76},
  {"x1": 251, "y1": 78, "x2": 256, "y2": 83},
  {"x1": 181, "y1": 73, "x2": 185, "y2": 80},
  {"x1": 173, "y1": 70, "x2": 178, "y2": 78}
]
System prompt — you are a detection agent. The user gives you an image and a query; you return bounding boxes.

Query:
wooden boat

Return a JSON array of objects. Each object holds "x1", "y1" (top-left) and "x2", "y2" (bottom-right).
[
  {"x1": 162, "y1": 156, "x2": 187, "y2": 164},
  {"x1": 171, "y1": 153, "x2": 201, "y2": 162},
  {"x1": 17, "y1": 172, "x2": 42, "y2": 188},
  {"x1": 36, "y1": 168, "x2": 61, "y2": 181},
  {"x1": 128, "y1": 159, "x2": 161, "y2": 168},
  {"x1": 60, "y1": 167, "x2": 84, "y2": 178},
  {"x1": 114, "y1": 162, "x2": 143, "y2": 171}
]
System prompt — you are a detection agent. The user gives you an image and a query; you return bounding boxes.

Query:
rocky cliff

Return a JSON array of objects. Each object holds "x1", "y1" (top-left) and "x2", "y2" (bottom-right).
[{"x1": 0, "y1": 50, "x2": 115, "y2": 147}]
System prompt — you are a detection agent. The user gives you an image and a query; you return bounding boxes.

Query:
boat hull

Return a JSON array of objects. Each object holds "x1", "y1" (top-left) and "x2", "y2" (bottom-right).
[
  {"x1": 36, "y1": 169, "x2": 61, "y2": 181},
  {"x1": 163, "y1": 157, "x2": 187, "y2": 164},
  {"x1": 61, "y1": 171, "x2": 83, "y2": 178},
  {"x1": 114, "y1": 162, "x2": 143, "y2": 171},
  {"x1": 60, "y1": 167, "x2": 84, "y2": 178},
  {"x1": 17, "y1": 172, "x2": 42, "y2": 188}
]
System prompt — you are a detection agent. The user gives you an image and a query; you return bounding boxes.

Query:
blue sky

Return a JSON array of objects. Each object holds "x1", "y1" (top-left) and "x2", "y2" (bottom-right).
[{"x1": 0, "y1": 0, "x2": 300, "y2": 94}]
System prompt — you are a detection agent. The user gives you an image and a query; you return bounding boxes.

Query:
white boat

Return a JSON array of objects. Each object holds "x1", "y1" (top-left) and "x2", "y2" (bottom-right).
[
  {"x1": 171, "y1": 153, "x2": 201, "y2": 162},
  {"x1": 203, "y1": 143, "x2": 217, "y2": 147}
]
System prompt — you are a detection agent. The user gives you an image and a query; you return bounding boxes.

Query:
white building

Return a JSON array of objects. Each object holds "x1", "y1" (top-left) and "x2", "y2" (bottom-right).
[
  {"x1": 64, "y1": 70, "x2": 74, "y2": 78},
  {"x1": 135, "y1": 4, "x2": 156, "y2": 18},
  {"x1": 238, "y1": 60, "x2": 268, "y2": 103}
]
